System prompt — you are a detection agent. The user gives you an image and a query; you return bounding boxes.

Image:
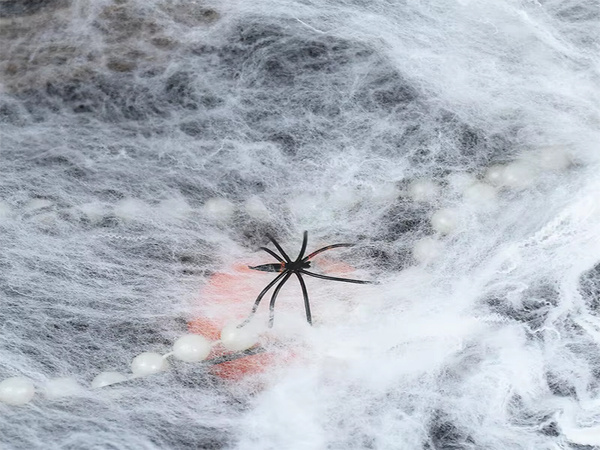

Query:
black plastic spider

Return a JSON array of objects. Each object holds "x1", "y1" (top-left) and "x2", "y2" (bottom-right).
[{"x1": 241, "y1": 231, "x2": 374, "y2": 328}]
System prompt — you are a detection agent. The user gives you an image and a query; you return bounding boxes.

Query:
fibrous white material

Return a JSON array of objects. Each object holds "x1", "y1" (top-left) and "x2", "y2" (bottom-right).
[
  {"x1": 44, "y1": 377, "x2": 83, "y2": 399},
  {"x1": 90, "y1": 372, "x2": 128, "y2": 389},
  {"x1": 1, "y1": 0, "x2": 599, "y2": 448}
]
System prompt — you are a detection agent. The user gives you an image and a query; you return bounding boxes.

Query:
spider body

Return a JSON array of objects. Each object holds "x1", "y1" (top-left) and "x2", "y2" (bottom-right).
[
  {"x1": 242, "y1": 231, "x2": 373, "y2": 328},
  {"x1": 249, "y1": 260, "x2": 311, "y2": 273}
]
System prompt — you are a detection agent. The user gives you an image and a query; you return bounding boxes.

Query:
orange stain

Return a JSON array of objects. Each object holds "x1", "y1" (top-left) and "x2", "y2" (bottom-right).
[{"x1": 188, "y1": 256, "x2": 358, "y2": 380}]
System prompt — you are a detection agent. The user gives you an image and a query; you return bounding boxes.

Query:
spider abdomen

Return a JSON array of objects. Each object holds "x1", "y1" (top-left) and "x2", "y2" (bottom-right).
[{"x1": 248, "y1": 263, "x2": 285, "y2": 273}]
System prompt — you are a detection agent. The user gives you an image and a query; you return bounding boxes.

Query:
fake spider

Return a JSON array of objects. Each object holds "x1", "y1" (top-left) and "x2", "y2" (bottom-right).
[{"x1": 241, "y1": 231, "x2": 374, "y2": 328}]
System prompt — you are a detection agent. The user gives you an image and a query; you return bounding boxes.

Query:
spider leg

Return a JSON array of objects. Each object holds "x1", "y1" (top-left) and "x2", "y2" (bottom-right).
[
  {"x1": 260, "y1": 246, "x2": 285, "y2": 262},
  {"x1": 238, "y1": 270, "x2": 289, "y2": 327},
  {"x1": 299, "y1": 269, "x2": 374, "y2": 284},
  {"x1": 295, "y1": 272, "x2": 312, "y2": 325},
  {"x1": 302, "y1": 243, "x2": 355, "y2": 262},
  {"x1": 296, "y1": 230, "x2": 309, "y2": 261},
  {"x1": 268, "y1": 271, "x2": 293, "y2": 328},
  {"x1": 266, "y1": 233, "x2": 292, "y2": 263}
]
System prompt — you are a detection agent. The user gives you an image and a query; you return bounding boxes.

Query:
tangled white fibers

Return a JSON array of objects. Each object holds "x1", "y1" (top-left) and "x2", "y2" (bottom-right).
[{"x1": 1, "y1": 0, "x2": 599, "y2": 448}]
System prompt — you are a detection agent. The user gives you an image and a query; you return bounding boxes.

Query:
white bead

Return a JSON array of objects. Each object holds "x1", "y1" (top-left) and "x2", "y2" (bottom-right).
[
  {"x1": 485, "y1": 165, "x2": 505, "y2": 186},
  {"x1": 0, "y1": 201, "x2": 12, "y2": 220},
  {"x1": 130, "y1": 352, "x2": 169, "y2": 376},
  {"x1": 78, "y1": 202, "x2": 106, "y2": 223},
  {"x1": 288, "y1": 195, "x2": 320, "y2": 216},
  {"x1": 408, "y1": 180, "x2": 440, "y2": 202},
  {"x1": 44, "y1": 377, "x2": 82, "y2": 399},
  {"x1": 329, "y1": 186, "x2": 357, "y2": 208},
  {"x1": 0, "y1": 377, "x2": 35, "y2": 405},
  {"x1": 501, "y1": 162, "x2": 536, "y2": 189},
  {"x1": 244, "y1": 196, "x2": 270, "y2": 220},
  {"x1": 32, "y1": 211, "x2": 59, "y2": 227},
  {"x1": 158, "y1": 198, "x2": 192, "y2": 220},
  {"x1": 220, "y1": 323, "x2": 258, "y2": 352},
  {"x1": 431, "y1": 208, "x2": 459, "y2": 234},
  {"x1": 463, "y1": 182, "x2": 497, "y2": 205},
  {"x1": 203, "y1": 197, "x2": 235, "y2": 221},
  {"x1": 537, "y1": 146, "x2": 571, "y2": 171},
  {"x1": 26, "y1": 198, "x2": 53, "y2": 211},
  {"x1": 91, "y1": 372, "x2": 128, "y2": 388},
  {"x1": 114, "y1": 198, "x2": 148, "y2": 221},
  {"x1": 412, "y1": 237, "x2": 442, "y2": 263},
  {"x1": 446, "y1": 172, "x2": 477, "y2": 194},
  {"x1": 173, "y1": 335, "x2": 211, "y2": 362},
  {"x1": 370, "y1": 184, "x2": 399, "y2": 203}
]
